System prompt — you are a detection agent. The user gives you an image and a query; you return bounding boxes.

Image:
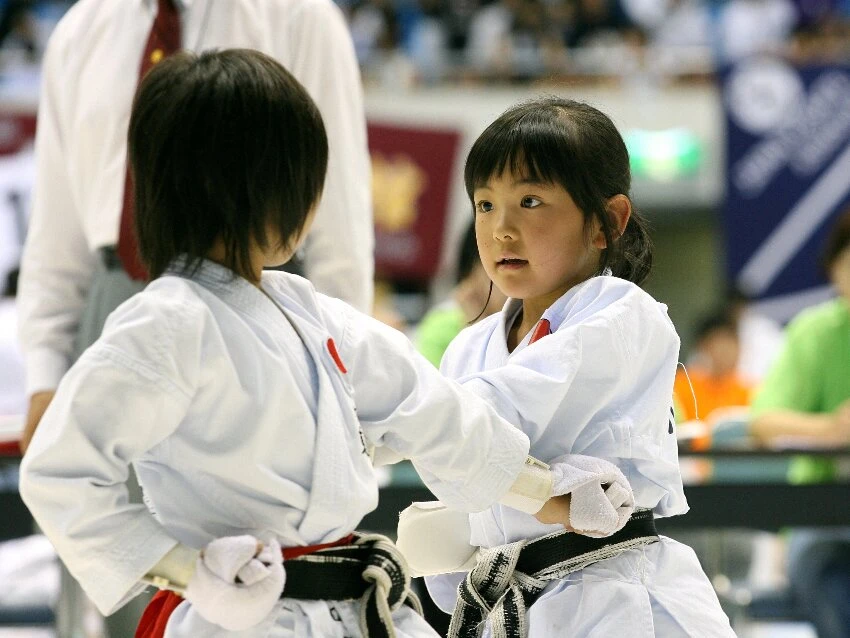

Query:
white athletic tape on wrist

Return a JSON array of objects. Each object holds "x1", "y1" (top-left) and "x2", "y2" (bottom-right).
[
  {"x1": 498, "y1": 456, "x2": 554, "y2": 514},
  {"x1": 142, "y1": 544, "x2": 201, "y2": 594}
]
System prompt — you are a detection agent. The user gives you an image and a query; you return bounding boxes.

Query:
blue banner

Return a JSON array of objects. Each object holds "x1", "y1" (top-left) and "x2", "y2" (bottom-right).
[{"x1": 722, "y1": 57, "x2": 850, "y2": 317}]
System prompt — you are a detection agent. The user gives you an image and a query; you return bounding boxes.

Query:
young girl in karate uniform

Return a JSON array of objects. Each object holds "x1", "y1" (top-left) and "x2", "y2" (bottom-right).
[
  {"x1": 417, "y1": 98, "x2": 736, "y2": 637},
  {"x1": 18, "y1": 52, "x2": 600, "y2": 638}
]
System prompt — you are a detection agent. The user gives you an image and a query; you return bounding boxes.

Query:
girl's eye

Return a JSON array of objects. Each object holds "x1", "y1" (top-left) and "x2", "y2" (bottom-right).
[
  {"x1": 521, "y1": 196, "x2": 542, "y2": 208},
  {"x1": 476, "y1": 200, "x2": 493, "y2": 213}
]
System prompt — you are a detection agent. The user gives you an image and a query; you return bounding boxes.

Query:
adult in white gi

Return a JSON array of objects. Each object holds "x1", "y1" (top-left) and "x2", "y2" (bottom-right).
[
  {"x1": 425, "y1": 275, "x2": 736, "y2": 637},
  {"x1": 18, "y1": 0, "x2": 373, "y2": 446},
  {"x1": 20, "y1": 261, "x2": 536, "y2": 637}
]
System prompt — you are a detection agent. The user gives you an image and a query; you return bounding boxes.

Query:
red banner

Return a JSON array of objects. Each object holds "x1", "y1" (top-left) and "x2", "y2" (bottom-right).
[{"x1": 367, "y1": 122, "x2": 461, "y2": 282}]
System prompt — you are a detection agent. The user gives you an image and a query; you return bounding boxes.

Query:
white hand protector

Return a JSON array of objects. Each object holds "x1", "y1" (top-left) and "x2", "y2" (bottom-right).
[
  {"x1": 397, "y1": 501, "x2": 478, "y2": 577},
  {"x1": 184, "y1": 535, "x2": 285, "y2": 631},
  {"x1": 550, "y1": 454, "x2": 635, "y2": 538}
]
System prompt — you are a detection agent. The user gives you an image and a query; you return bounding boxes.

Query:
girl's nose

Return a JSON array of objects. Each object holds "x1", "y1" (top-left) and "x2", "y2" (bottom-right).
[{"x1": 493, "y1": 209, "x2": 515, "y2": 241}]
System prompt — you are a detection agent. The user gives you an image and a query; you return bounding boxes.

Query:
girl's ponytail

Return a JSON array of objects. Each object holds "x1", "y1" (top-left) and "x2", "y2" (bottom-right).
[{"x1": 609, "y1": 210, "x2": 652, "y2": 286}]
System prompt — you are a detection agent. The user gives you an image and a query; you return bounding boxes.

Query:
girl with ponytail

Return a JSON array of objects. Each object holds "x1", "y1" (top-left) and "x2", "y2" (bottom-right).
[{"x1": 418, "y1": 97, "x2": 734, "y2": 637}]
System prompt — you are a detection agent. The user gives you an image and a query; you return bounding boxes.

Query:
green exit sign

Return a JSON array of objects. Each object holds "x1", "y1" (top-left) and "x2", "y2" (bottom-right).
[{"x1": 626, "y1": 129, "x2": 703, "y2": 182}]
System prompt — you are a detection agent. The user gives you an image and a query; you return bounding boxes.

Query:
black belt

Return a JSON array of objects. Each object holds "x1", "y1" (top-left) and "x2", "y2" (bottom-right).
[
  {"x1": 449, "y1": 511, "x2": 659, "y2": 638},
  {"x1": 283, "y1": 551, "x2": 378, "y2": 601},
  {"x1": 280, "y1": 533, "x2": 422, "y2": 638},
  {"x1": 515, "y1": 508, "x2": 657, "y2": 575}
]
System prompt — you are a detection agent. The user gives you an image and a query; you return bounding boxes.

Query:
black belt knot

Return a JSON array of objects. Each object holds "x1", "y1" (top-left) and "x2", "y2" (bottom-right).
[{"x1": 282, "y1": 532, "x2": 422, "y2": 638}]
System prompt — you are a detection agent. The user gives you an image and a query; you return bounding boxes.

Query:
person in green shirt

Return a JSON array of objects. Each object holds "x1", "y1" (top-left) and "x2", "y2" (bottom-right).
[
  {"x1": 416, "y1": 221, "x2": 506, "y2": 367},
  {"x1": 750, "y1": 210, "x2": 850, "y2": 473},
  {"x1": 749, "y1": 206, "x2": 850, "y2": 638},
  {"x1": 750, "y1": 300, "x2": 850, "y2": 450}
]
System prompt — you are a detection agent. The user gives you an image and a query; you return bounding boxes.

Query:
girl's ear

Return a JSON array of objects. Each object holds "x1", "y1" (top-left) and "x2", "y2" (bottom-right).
[{"x1": 592, "y1": 194, "x2": 632, "y2": 249}]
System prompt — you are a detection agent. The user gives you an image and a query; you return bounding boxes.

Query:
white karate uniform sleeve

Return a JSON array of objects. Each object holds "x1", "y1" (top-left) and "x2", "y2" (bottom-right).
[
  {"x1": 18, "y1": 21, "x2": 98, "y2": 395},
  {"x1": 19, "y1": 293, "x2": 203, "y2": 615},
  {"x1": 280, "y1": 0, "x2": 374, "y2": 313},
  {"x1": 326, "y1": 299, "x2": 530, "y2": 513}
]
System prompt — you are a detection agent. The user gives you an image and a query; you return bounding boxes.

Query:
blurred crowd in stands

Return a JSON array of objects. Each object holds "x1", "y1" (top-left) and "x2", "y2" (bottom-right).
[
  {"x1": 0, "y1": 0, "x2": 847, "y2": 85},
  {"x1": 338, "y1": 0, "x2": 850, "y2": 85}
]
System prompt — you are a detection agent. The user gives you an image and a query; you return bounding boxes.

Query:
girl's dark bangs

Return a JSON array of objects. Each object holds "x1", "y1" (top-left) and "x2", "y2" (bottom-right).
[{"x1": 467, "y1": 119, "x2": 565, "y2": 194}]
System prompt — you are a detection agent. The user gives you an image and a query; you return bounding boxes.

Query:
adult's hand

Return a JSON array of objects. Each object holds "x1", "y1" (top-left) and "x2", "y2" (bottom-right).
[{"x1": 20, "y1": 390, "x2": 55, "y2": 454}]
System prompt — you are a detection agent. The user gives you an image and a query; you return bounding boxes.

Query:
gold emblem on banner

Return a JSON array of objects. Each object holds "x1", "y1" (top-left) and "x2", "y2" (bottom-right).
[{"x1": 371, "y1": 153, "x2": 427, "y2": 232}]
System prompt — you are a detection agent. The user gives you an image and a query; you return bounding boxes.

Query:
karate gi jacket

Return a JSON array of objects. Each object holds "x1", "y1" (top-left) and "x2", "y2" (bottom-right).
[{"x1": 21, "y1": 260, "x2": 529, "y2": 636}]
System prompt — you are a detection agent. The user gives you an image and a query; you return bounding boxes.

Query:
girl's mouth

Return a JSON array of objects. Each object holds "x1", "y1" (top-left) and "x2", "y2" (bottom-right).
[{"x1": 497, "y1": 258, "x2": 528, "y2": 269}]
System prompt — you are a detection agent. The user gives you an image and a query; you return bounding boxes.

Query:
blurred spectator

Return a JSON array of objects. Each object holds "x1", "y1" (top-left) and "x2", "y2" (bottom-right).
[
  {"x1": 350, "y1": 0, "x2": 419, "y2": 85},
  {"x1": 416, "y1": 221, "x2": 506, "y2": 366},
  {"x1": 674, "y1": 310, "x2": 754, "y2": 424},
  {"x1": 465, "y1": 0, "x2": 559, "y2": 79},
  {"x1": 408, "y1": 0, "x2": 450, "y2": 82},
  {"x1": 622, "y1": 0, "x2": 706, "y2": 43},
  {"x1": 717, "y1": 0, "x2": 797, "y2": 61},
  {"x1": 750, "y1": 207, "x2": 850, "y2": 451},
  {"x1": 465, "y1": 0, "x2": 519, "y2": 75},
  {"x1": 727, "y1": 286, "x2": 785, "y2": 385},
  {"x1": 749, "y1": 206, "x2": 850, "y2": 638},
  {"x1": 350, "y1": 0, "x2": 402, "y2": 65},
  {"x1": 621, "y1": 0, "x2": 714, "y2": 73},
  {"x1": 508, "y1": 0, "x2": 553, "y2": 77},
  {"x1": 567, "y1": 0, "x2": 638, "y2": 47},
  {"x1": 443, "y1": 0, "x2": 482, "y2": 53}
]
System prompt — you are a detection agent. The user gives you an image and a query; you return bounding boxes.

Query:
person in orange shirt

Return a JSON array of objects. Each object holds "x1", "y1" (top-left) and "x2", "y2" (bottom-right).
[{"x1": 674, "y1": 311, "x2": 754, "y2": 425}]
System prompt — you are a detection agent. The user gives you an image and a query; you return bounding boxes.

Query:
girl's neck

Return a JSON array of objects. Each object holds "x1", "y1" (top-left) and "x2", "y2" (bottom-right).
[
  {"x1": 507, "y1": 282, "x2": 588, "y2": 351},
  {"x1": 206, "y1": 239, "x2": 264, "y2": 286},
  {"x1": 507, "y1": 300, "x2": 547, "y2": 352}
]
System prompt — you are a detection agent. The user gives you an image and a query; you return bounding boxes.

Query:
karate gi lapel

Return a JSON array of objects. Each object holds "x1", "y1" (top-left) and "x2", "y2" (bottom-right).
[{"x1": 263, "y1": 280, "x2": 377, "y2": 541}]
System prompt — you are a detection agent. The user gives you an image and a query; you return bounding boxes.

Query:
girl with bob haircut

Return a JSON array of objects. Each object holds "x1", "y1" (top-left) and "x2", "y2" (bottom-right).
[
  {"x1": 406, "y1": 98, "x2": 736, "y2": 637},
  {"x1": 20, "y1": 52, "x2": 625, "y2": 637}
]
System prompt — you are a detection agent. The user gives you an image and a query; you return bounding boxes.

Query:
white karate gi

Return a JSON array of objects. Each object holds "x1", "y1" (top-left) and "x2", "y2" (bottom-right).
[
  {"x1": 426, "y1": 274, "x2": 735, "y2": 637},
  {"x1": 19, "y1": 260, "x2": 530, "y2": 637}
]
